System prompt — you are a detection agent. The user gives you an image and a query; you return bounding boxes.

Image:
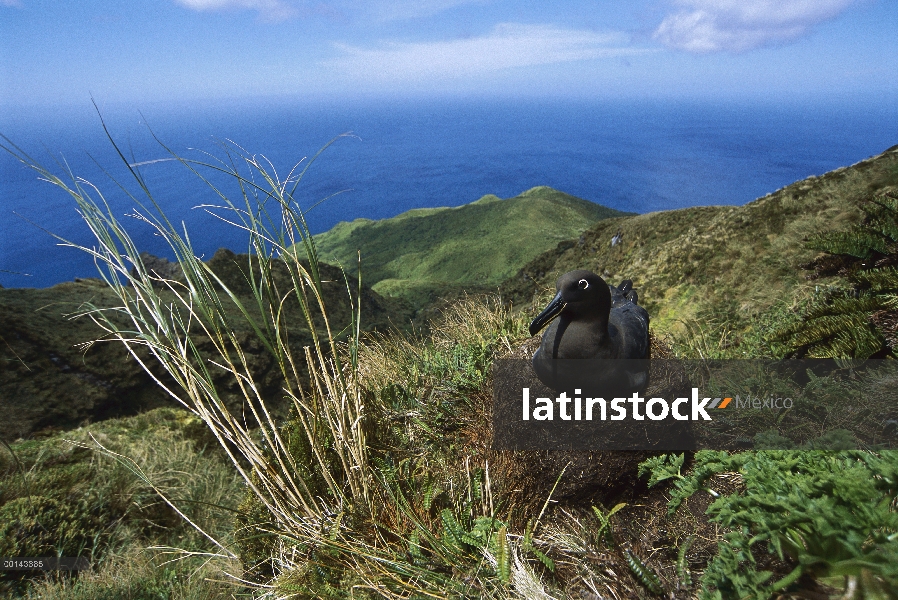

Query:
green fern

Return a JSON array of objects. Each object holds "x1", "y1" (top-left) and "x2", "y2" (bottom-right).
[
  {"x1": 521, "y1": 518, "x2": 555, "y2": 572},
  {"x1": 422, "y1": 479, "x2": 440, "y2": 512},
  {"x1": 642, "y1": 450, "x2": 898, "y2": 599},
  {"x1": 807, "y1": 229, "x2": 889, "y2": 257},
  {"x1": 854, "y1": 266, "x2": 898, "y2": 293},
  {"x1": 438, "y1": 508, "x2": 512, "y2": 582},
  {"x1": 773, "y1": 191, "x2": 898, "y2": 358},
  {"x1": 408, "y1": 530, "x2": 425, "y2": 562},
  {"x1": 864, "y1": 192, "x2": 898, "y2": 239},
  {"x1": 494, "y1": 526, "x2": 510, "y2": 583},
  {"x1": 591, "y1": 502, "x2": 626, "y2": 548},
  {"x1": 637, "y1": 453, "x2": 685, "y2": 487},
  {"x1": 807, "y1": 192, "x2": 898, "y2": 258},
  {"x1": 802, "y1": 293, "x2": 890, "y2": 320},
  {"x1": 776, "y1": 302, "x2": 884, "y2": 358},
  {"x1": 440, "y1": 508, "x2": 464, "y2": 548}
]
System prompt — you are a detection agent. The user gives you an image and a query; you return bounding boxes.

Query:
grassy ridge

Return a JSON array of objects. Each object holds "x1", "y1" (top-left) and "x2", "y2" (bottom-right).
[
  {"x1": 313, "y1": 186, "x2": 633, "y2": 307},
  {"x1": 502, "y1": 146, "x2": 898, "y2": 350}
]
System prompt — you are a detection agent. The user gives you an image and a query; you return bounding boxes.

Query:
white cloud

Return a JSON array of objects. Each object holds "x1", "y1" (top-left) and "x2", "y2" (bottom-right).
[
  {"x1": 173, "y1": 0, "x2": 297, "y2": 21},
  {"x1": 328, "y1": 23, "x2": 648, "y2": 82},
  {"x1": 653, "y1": 0, "x2": 859, "y2": 52}
]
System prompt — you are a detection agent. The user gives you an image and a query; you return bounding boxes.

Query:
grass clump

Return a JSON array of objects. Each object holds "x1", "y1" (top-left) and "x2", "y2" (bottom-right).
[
  {"x1": 20, "y1": 538, "x2": 240, "y2": 600},
  {"x1": 665, "y1": 292, "x2": 809, "y2": 360},
  {"x1": 232, "y1": 293, "x2": 535, "y2": 597},
  {"x1": 2, "y1": 123, "x2": 555, "y2": 599}
]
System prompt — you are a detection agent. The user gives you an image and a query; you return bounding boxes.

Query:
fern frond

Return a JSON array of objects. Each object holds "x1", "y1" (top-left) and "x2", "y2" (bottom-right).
[
  {"x1": 495, "y1": 526, "x2": 510, "y2": 583},
  {"x1": 809, "y1": 326, "x2": 883, "y2": 359},
  {"x1": 854, "y1": 266, "x2": 898, "y2": 292},
  {"x1": 591, "y1": 502, "x2": 626, "y2": 548},
  {"x1": 869, "y1": 191, "x2": 898, "y2": 214},
  {"x1": 807, "y1": 230, "x2": 888, "y2": 258},
  {"x1": 866, "y1": 193, "x2": 898, "y2": 241},
  {"x1": 677, "y1": 536, "x2": 694, "y2": 588},
  {"x1": 441, "y1": 509, "x2": 462, "y2": 548},
  {"x1": 802, "y1": 293, "x2": 886, "y2": 320},
  {"x1": 531, "y1": 547, "x2": 555, "y2": 572},
  {"x1": 786, "y1": 313, "x2": 870, "y2": 347}
]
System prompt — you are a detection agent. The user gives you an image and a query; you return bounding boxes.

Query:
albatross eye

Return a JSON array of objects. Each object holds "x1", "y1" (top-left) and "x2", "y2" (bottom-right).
[{"x1": 578, "y1": 279, "x2": 589, "y2": 289}]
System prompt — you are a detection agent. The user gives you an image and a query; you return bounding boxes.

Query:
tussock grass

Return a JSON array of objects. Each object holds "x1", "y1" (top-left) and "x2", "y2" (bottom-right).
[
  {"x1": 23, "y1": 544, "x2": 240, "y2": 600},
  {"x1": 2, "y1": 125, "x2": 553, "y2": 598},
  {"x1": 3, "y1": 123, "x2": 378, "y2": 593},
  {"x1": 665, "y1": 284, "x2": 815, "y2": 359},
  {"x1": 360, "y1": 294, "x2": 528, "y2": 391}
]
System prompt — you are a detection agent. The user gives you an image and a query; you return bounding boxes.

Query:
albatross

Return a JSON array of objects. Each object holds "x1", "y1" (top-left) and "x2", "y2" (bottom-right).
[{"x1": 529, "y1": 270, "x2": 649, "y2": 392}]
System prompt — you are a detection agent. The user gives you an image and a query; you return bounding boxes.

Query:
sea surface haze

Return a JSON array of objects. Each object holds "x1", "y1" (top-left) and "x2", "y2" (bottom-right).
[{"x1": 1, "y1": 96, "x2": 895, "y2": 288}]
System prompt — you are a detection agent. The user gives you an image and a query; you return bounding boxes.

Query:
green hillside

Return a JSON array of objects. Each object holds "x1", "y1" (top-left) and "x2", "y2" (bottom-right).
[
  {"x1": 501, "y1": 145, "x2": 898, "y2": 348},
  {"x1": 312, "y1": 186, "x2": 634, "y2": 307}
]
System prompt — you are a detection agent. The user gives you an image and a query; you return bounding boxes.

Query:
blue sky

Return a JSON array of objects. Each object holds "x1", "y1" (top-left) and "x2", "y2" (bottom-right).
[{"x1": 1, "y1": 0, "x2": 896, "y2": 107}]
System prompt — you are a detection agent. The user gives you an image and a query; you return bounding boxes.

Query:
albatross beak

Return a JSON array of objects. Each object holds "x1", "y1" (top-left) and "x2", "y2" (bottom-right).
[{"x1": 529, "y1": 291, "x2": 566, "y2": 336}]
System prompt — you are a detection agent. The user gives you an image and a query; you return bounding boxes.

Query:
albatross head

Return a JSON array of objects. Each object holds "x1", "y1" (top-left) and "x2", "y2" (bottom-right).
[{"x1": 528, "y1": 270, "x2": 611, "y2": 336}]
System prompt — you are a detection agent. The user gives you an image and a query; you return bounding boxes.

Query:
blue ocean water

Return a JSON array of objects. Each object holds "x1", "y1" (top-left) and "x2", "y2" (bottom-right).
[{"x1": 1, "y1": 97, "x2": 895, "y2": 288}]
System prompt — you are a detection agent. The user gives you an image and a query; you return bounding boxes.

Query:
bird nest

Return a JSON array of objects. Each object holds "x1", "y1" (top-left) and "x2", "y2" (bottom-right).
[{"x1": 487, "y1": 332, "x2": 692, "y2": 510}]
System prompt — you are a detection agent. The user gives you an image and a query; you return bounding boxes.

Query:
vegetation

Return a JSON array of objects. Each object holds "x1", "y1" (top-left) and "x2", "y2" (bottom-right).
[
  {"x1": 1, "y1": 125, "x2": 896, "y2": 599},
  {"x1": 312, "y1": 186, "x2": 633, "y2": 308},
  {"x1": 501, "y1": 148, "x2": 898, "y2": 346},
  {"x1": 3, "y1": 130, "x2": 575, "y2": 598},
  {"x1": 0, "y1": 408, "x2": 241, "y2": 598},
  {"x1": 773, "y1": 191, "x2": 898, "y2": 358},
  {"x1": 0, "y1": 247, "x2": 411, "y2": 444},
  {"x1": 641, "y1": 450, "x2": 898, "y2": 599},
  {"x1": 633, "y1": 184, "x2": 898, "y2": 597}
]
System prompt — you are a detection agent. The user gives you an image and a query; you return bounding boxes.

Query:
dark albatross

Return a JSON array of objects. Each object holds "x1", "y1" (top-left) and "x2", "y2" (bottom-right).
[{"x1": 529, "y1": 270, "x2": 649, "y2": 392}]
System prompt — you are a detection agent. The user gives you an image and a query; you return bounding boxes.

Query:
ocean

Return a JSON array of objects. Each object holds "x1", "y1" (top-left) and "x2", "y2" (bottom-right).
[{"x1": 1, "y1": 96, "x2": 895, "y2": 288}]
